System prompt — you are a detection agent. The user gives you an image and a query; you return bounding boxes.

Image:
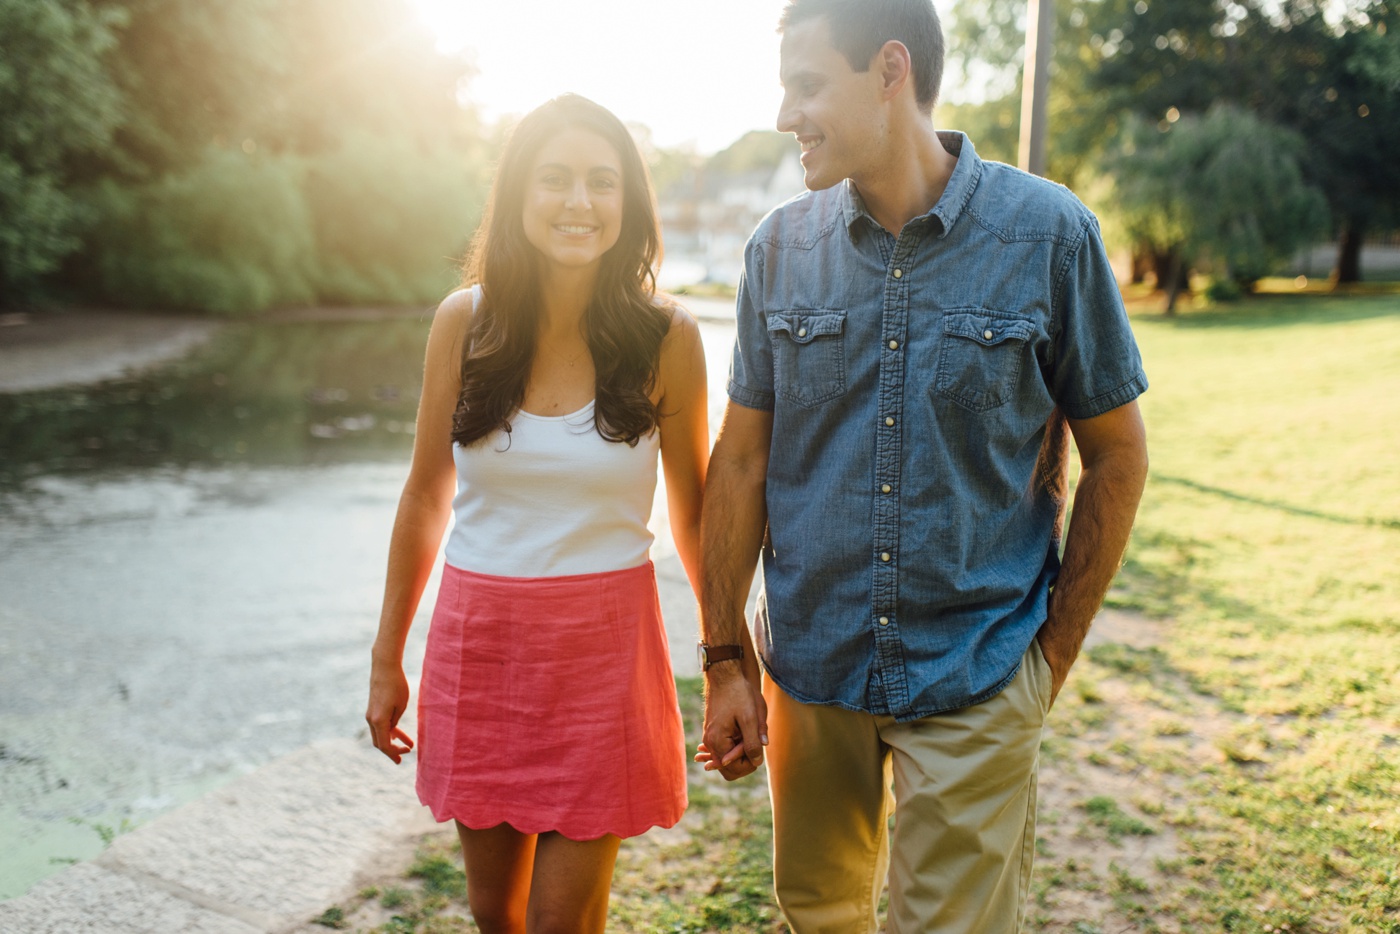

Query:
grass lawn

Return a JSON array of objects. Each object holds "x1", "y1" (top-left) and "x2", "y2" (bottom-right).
[
  {"x1": 1082, "y1": 291, "x2": 1400, "y2": 933},
  {"x1": 304, "y1": 291, "x2": 1399, "y2": 934}
]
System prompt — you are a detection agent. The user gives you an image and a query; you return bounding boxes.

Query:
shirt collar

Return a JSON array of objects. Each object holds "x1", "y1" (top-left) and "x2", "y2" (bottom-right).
[{"x1": 840, "y1": 131, "x2": 983, "y2": 241}]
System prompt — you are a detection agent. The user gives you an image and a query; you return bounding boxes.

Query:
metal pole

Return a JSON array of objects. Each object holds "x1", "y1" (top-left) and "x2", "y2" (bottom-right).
[{"x1": 1018, "y1": 0, "x2": 1054, "y2": 176}]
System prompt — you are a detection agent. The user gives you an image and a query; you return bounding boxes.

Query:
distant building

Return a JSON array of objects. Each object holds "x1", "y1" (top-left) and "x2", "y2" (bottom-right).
[{"x1": 658, "y1": 151, "x2": 806, "y2": 288}]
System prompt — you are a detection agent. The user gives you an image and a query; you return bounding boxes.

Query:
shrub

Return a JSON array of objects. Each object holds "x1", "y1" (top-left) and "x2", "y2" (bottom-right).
[{"x1": 86, "y1": 146, "x2": 316, "y2": 315}]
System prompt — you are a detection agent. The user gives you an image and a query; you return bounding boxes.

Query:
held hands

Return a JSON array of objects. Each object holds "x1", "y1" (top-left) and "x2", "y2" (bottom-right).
[
  {"x1": 697, "y1": 663, "x2": 768, "y2": 780},
  {"x1": 366, "y1": 660, "x2": 415, "y2": 763}
]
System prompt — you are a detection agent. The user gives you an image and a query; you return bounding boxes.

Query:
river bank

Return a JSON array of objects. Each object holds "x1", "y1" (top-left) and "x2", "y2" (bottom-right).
[
  {"x1": 0, "y1": 296, "x2": 734, "y2": 397},
  {"x1": 0, "y1": 308, "x2": 223, "y2": 394}
]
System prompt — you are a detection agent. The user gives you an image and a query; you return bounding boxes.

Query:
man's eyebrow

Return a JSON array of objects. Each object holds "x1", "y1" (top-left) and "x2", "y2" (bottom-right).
[{"x1": 780, "y1": 68, "x2": 823, "y2": 88}]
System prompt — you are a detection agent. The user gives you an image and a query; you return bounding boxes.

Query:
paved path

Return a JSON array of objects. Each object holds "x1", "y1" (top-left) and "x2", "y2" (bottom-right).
[{"x1": 0, "y1": 739, "x2": 437, "y2": 933}]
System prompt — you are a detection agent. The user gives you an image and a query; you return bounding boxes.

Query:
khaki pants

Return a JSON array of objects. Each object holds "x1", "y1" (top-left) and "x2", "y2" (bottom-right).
[{"x1": 764, "y1": 641, "x2": 1052, "y2": 934}]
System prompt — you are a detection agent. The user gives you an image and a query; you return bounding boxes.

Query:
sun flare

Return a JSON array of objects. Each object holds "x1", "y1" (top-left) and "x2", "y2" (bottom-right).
[{"x1": 406, "y1": 0, "x2": 788, "y2": 153}]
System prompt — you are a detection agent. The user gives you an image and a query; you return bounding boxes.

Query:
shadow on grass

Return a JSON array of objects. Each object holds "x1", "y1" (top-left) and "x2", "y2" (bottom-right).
[
  {"x1": 1136, "y1": 292, "x2": 1400, "y2": 331},
  {"x1": 1153, "y1": 474, "x2": 1400, "y2": 531}
]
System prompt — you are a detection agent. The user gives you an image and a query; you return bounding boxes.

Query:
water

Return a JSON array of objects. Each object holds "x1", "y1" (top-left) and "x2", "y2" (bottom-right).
[{"x1": 0, "y1": 300, "x2": 738, "y2": 898}]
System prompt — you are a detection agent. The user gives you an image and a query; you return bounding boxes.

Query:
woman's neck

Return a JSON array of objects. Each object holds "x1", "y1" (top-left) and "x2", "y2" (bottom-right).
[{"x1": 537, "y1": 265, "x2": 598, "y2": 338}]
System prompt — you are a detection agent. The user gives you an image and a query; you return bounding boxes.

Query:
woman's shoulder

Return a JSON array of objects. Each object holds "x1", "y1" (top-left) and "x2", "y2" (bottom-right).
[
  {"x1": 438, "y1": 285, "x2": 478, "y2": 319},
  {"x1": 431, "y1": 286, "x2": 479, "y2": 339},
  {"x1": 655, "y1": 293, "x2": 699, "y2": 343}
]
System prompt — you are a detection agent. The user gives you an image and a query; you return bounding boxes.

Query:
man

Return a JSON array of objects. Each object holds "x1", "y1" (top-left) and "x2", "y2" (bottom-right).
[{"x1": 695, "y1": 0, "x2": 1150, "y2": 931}]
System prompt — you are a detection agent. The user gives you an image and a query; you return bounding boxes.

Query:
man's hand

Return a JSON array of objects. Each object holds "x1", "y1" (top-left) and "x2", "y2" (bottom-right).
[
  {"x1": 1035, "y1": 629, "x2": 1072, "y2": 708},
  {"x1": 699, "y1": 664, "x2": 768, "y2": 780}
]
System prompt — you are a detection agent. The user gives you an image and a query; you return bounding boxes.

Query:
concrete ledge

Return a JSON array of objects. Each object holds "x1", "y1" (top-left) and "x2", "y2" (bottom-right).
[{"x1": 0, "y1": 738, "x2": 437, "y2": 933}]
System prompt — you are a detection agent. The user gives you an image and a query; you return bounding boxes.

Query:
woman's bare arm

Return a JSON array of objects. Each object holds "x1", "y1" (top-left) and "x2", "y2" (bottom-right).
[
  {"x1": 365, "y1": 289, "x2": 471, "y2": 762},
  {"x1": 656, "y1": 305, "x2": 709, "y2": 596}
]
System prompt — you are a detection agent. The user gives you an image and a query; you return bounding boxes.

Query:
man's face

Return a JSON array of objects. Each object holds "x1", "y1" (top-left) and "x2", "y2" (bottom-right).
[{"x1": 777, "y1": 17, "x2": 884, "y2": 191}]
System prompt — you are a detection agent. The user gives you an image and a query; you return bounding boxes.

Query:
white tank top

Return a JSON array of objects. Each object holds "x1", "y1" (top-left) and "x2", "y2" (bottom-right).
[{"x1": 443, "y1": 292, "x2": 659, "y2": 577}]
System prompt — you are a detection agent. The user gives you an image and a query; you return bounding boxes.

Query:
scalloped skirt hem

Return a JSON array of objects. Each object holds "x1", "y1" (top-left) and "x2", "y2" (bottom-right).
[{"x1": 419, "y1": 797, "x2": 689, "y2": 842}]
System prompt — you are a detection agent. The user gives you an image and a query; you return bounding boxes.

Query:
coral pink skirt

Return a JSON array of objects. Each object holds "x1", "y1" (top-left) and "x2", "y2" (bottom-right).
[{"x1": 415, "y1": 561, "x2": 687, "y2": 840}]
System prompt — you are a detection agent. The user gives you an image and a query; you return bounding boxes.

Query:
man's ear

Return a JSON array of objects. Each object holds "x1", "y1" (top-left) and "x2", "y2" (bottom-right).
[{"x1": 874, "y1": 39, "x2": 912, "y2": 102}]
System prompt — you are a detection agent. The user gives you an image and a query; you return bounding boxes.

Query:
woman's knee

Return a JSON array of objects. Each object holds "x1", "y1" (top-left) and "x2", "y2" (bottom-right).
[{"x1": 467, "y1": 896, "x2": 526, "y2": 934}]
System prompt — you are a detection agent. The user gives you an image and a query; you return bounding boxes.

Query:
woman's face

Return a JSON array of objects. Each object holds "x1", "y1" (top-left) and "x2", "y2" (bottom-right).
[{"x1": 521, "y1": 126, "x2": 625, "y2": 274}]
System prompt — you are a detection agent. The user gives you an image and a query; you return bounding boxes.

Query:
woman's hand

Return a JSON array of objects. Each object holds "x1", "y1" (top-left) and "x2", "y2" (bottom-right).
[{"x1": 366, "y1": 660, "x2": 415, "y2": 763}]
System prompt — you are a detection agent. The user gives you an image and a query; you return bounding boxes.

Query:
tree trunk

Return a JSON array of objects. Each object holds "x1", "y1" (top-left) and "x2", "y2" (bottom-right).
[
  {"x1": 1332, "y1": 219, "x2": 1364, "y2": 284},
  {"x1": 1164, "y1": 252, "x2": 1186, "y2": 315},
  {"x1": 1130, "y1": 246, "x2": 1152, "y2": 285}
]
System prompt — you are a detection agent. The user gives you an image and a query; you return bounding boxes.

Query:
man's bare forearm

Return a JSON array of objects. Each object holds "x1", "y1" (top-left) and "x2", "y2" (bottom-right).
[
  {"x1": 1039, "y1": 414, "x2": 1149, "y2": 688},
  {"x1": 699, "y1": 420, "x2": 770, "y2": 653}
]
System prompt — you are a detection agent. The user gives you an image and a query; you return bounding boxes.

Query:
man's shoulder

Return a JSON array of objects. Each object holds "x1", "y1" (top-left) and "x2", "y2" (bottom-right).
[
  {"x1": 748, "y1": 185, "x2": 846, "y2": 253},
  {"x1": 964, "y1": 159, "x2": 1097, "y2": 247}
]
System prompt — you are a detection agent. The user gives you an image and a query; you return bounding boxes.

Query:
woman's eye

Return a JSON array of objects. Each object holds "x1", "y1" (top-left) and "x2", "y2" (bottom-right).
[
  {"x1": 540, "y1": 174, "x2": 566, "y2": 188},
  {"x1": 590, "y1": 176, "x2": 617, "y2": 191}
]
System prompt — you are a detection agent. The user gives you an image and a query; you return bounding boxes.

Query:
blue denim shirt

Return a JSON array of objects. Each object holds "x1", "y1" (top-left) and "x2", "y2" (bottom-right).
[{"x1": 728, "y1": 133, "x2": 1148, "y2": 721}]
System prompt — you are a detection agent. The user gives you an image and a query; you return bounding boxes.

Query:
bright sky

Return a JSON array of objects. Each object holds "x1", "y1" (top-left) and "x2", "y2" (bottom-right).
[{"x1": 408, "y1": 0, "x2": 795, "y2": 154}]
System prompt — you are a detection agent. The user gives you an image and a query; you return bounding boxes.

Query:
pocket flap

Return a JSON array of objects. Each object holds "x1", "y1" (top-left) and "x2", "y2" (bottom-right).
[
  {"x1": 768, "y1": 310, "x2": 846, "y2": 344},
  {"x1": 943, "y1": 312, "x2": 1034, "y2": 347}
]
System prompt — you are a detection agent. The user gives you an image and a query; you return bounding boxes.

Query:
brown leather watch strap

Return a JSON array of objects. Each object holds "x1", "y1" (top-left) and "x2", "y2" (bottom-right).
[{"x1": 699, "y1": 642, "x2": 744, "y2": 671}]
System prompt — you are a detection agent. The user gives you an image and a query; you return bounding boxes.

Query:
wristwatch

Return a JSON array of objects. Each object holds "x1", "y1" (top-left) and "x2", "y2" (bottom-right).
[{"x1": 698, "y1": 642, "x2": 743, "y2": 672}]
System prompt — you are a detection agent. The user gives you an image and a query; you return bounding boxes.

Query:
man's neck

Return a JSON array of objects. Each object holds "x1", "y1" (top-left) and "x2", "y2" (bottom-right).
[{"x1": 852, "y1": 121, "x2": 958, "y2": 236}]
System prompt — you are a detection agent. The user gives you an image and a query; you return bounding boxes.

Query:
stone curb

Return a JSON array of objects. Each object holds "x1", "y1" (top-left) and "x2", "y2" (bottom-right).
[{"x1": 0, "y1": 739, "x2": 436, "y2": 934}]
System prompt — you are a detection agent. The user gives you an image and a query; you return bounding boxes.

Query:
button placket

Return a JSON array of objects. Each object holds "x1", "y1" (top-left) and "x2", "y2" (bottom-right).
[{"x1": 870, "y1": 233, "x2": 918, "y2": 712}]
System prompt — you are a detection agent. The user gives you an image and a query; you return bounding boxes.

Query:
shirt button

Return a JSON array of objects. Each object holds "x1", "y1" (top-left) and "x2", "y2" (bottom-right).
[
  {"x1": 888, "y1": 340, "x2": 899, "y2": 350},
  {"x1": 798, "y1": 327, "x2": 808, "y2": 338},
  {"x1": 881, "y1": 483, "x2": 892, "y2": 493},
  {"x1": 893, "y1": 268, "x2": 903, "y2": 278},
  {"x1": 983, "y1": 328, "x2": 994, "y2": 340},
  {"x1": 885, "y1": 416, "x2": 895, "y2": 427},
  {"x1": 880, "y1": 552, "x2": 891, "y2": 562},
  {"x1": 879, "y1": 616, "x2": 889, "y2": 626}
]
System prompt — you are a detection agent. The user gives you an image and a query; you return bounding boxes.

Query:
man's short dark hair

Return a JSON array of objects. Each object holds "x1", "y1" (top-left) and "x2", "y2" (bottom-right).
[{"x1": 780, "y1": 0, "x2": 945, "y2": 112}]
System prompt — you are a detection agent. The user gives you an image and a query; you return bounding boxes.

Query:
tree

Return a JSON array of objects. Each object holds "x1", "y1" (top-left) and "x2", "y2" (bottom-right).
[
  {"x1": 1106, "y1": 106, "x2": 1328, "y2": 311},
  {"x1": 0, "y1": 0, "x2": 121, "y2": 305},
  {"x1": 72, "y1": 0, "x2": 489, "y2": 313},
  {"x1": 1085, "y1": 0, "x2": 1400, "y2": 282}
]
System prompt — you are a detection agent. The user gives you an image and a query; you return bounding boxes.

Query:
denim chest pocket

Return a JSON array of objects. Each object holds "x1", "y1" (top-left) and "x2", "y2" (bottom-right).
[
  {"x1": 768, "y1": 309, "x2": 847, "y2": 407},
  {"x1": 934, "y1": 311, "x2": 1036, "y2": 413}
]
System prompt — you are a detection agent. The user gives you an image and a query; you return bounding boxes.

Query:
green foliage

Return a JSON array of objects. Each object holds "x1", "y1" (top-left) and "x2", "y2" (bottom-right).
[
  {"x1": 85, "y1": 147, "x2": 317, "y2": 314},
  {"x1": 405, "y1": 851, "x2": 467, "y2": 900},
  {"x1": 1082, "y1": 796, "x2": 1156, "y2": 841},
  {"x1": 5, "y1": 0, "x2": 489, "y2": 312},
  {"x1": 1105, "y1": 106, "x2": 1328, "y2": 287},
  {"x1": 1084, "y1": 0, "x2": 1400, "y2": 278},
  {"x1": 0, "y1": 0, "x2": 121, "y2": 303},
  {"x1": 313, "y1": 906, "x2": 348, "y2": 929},
  {"x1": 302, "y1": 131, "x2": 478, "y2": 306}
]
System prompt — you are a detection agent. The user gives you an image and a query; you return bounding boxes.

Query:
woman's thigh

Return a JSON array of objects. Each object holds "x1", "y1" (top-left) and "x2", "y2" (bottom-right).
[
  {"x1": 457, "y1": 820, "x2": 536, "y2": 931},
  {"x1": 526, "y1": 831, "x2": 621, "y2": 934}
]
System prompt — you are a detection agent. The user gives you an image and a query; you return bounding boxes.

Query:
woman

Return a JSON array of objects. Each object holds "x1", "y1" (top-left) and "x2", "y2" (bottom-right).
[{"x1": 364, "y1": 94, "x2": 708, "y2": 934}]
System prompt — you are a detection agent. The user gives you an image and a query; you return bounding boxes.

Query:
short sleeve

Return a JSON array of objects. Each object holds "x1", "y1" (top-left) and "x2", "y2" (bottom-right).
[
  {"x1": 726, "y1": 243, "x2": 775, "y2": 411},
  {"x1": 1048, "y1": 217, "x2": 1149, "y2": 419}
]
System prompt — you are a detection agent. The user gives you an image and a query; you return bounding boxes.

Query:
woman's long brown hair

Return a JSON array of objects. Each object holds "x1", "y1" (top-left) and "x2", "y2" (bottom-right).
[{"x1": 451, "y1": 94, "x2": 671, "y2": 448}]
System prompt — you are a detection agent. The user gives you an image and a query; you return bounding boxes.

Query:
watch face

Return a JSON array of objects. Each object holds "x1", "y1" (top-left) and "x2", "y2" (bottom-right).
[{"x1": 697, "y1": 643, "x2": 708, "y2": 670}]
